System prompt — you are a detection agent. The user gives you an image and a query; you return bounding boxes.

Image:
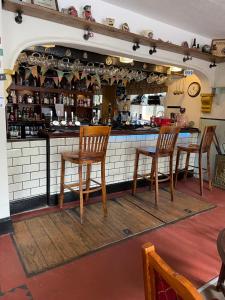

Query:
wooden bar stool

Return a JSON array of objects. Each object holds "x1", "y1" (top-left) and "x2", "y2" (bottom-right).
[
  {"x1": 174, "y1": 125, "x2": 216, "y2": 196},
  {"x1": 132, "y1": 126, "x2": 180, "y2": 205},
  {"x1": 59, "y1": 126, "x2": 111, "y2": 224}
]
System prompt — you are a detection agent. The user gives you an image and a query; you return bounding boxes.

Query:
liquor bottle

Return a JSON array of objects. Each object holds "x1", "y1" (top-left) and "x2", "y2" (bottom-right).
[
  {"x1": 17, "y1": 109, "x2": 22, "y2": 120},
  {"x1": 7, "y1": 91, "x2": 13, "y2": 104},
  {"x1": 34, "y1": 92, "x2": 40, "y2": 104},
  {"x1": 8, "y1": 107, "x2": 15, "y2": 121},
  {"x1": 192, "y1": 38, "x2": 197, "y2": 48},
  {"x1": 12, "y1": 90, "x2": 17, "y2": 104}
]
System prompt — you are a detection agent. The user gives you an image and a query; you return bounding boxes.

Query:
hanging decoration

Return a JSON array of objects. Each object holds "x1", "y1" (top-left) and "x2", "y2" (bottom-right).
[
  {"x1": 53, "y1": 77, "x2": 59, "y2": 86},
  {"x1": 30, "y1": 66, "x2": 38, "y2": 78},
  {"x1": 57, "y1": 70, "x2": 64, "y2": 83},
  {"x1": 39, "y1": 75, "x2": 46, "y2": 86}
]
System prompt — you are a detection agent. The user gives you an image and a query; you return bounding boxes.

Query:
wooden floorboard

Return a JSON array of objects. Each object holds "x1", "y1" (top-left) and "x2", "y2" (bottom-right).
[
  {"x1": 12, "y1": 190, "x2": 214, "y2": 276},
  {"x1": 124, "y1": 189, "x2": 215, "y2": 223}
]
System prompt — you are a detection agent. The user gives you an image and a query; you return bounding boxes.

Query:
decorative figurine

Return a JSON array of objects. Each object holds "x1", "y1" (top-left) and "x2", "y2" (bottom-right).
[
  {"x1": 68, "y1": 6, "x2": 78, "y2": 17},
  {"x1": 83, "y1": 5, "x2": 95, "y2": 22},
  {"x1": 142, "y1": 30, "x2": 153, "y2": 39},
  {"x1": 181, "y1": 41, "x2": 189, "y2": 48},
  {"x1": 106, "y1": 18, "x2": 115, "y2": 27},
  {"x1": 121, "y1": 23, "x2": 130, "y2": 32}
]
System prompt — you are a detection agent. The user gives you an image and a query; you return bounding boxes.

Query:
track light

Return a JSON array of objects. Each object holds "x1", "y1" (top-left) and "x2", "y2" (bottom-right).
[
  {"x1": 209, "y1": 61, "x2": 217, "y2": 68},
  {"x1": 132, "y1": 42, "x2": 140, "y2": 51},
  {"x1": 149, "y1": 46, "x2": 157, "y2": 55},
  {"x1": 83, "y1": 29, "x2": 94, "y2": 40},
  {"x1": 183, "y1": 55, "x2": 192, "y2": 62},
  {"x1": 15, "y1": 10, "x2": 23, "y2": 24}
]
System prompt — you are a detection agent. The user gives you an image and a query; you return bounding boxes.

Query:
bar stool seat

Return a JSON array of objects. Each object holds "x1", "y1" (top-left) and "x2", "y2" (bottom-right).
[
  {"x1": 59, "y1": 126, "x2": 111, "y2": 224},
  {"x1": 132, "y1": 126, "x2": 180, "y2": 205},
  {"x1": 174, "y1": 125, "x2": 216, "y2": 196}
]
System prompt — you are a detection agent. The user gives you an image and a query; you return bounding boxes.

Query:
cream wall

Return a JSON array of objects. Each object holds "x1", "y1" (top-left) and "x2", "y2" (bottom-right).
[{"x1": 165, "y1": 74, "x2": 202, "y2": 128}]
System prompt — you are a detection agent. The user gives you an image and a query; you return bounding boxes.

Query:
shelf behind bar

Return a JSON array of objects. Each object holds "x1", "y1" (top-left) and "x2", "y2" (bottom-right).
[{"x1": 3, "y1": 0, "x2": 225, "y2": 63}]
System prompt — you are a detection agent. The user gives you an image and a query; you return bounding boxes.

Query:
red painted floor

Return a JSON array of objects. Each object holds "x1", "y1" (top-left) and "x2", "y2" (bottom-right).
[{"x1": 0, "y1": 179, "x2": 224, "y2": 300}]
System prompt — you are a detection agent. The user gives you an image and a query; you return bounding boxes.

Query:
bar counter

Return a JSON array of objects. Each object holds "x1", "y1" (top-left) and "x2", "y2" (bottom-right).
[{"x1": 7, "y1": 127, "x2": 200, "y2": 213}]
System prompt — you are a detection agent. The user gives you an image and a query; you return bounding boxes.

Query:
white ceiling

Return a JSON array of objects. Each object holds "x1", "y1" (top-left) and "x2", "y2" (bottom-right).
[{"x1": 103, "y1": 0, "x2": 225, "y2": 38}]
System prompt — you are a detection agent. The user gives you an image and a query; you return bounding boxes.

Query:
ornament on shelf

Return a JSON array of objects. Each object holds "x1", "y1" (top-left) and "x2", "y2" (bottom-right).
[
  {"x1": 105, "y1": 18, "x2": 115, "y2": 27},
  {"x1": 181, "y1": 41, "x2": 189, "y2": 48},
  {"x1": 68, "y1": 6, "x2": 78, "y2": 17},
  {"x1": 121, "y1": 23, "x2": 129, "y2": 32},
  {"x1": 83, "y1": 5, "x2": 95, "y2": 22},
  {"x1": 142, "y1": 30, "x2": 153, "y2": 39}
]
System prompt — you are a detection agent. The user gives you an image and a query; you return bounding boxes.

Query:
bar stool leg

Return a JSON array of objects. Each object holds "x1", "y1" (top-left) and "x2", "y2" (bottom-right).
[
  {"x1": 79, "y1": 164, "x2": 84, "y2": 224},
  {"x1": 198, "y1": 153, "x2": 203, "y2": 196},
  {"x1": 174, "y1": 150, "x2": 180, "y2": 188},
  {"x1": 154, "y1": 156, "x2": 159, "y2": 206},
  {"x1": 85, "y1": 164, "x2": 91, "y2": 203},
  {"x1": 150, "y1": 157, "x2": 155, "y2": 191},
  {"x1": 169, "y1": 154, "x2": 174, "y2": 202},
  {"x1": 59, "y1": 156, "x2": 65, "y2": 208},
  {"x1": 132, "y1": 150, "x2": 139, "y2": 195},
  {"x1": 184, "y1": 152, "x2": 190, "y2": 181},
  {"x1": 101, "y1": 159, "x2": 107, "y2": 217},
  {"x1": 207, "y1": 151, "x2": 212, "y2": 191}
]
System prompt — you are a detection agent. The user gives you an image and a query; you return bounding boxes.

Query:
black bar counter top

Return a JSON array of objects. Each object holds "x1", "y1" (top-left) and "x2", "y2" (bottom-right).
[{"x1": 39, "y1": 127, "x2": 200, "y2": 139}]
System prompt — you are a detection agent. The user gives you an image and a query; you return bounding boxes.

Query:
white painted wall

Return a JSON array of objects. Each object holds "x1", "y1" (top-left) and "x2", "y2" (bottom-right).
[{"x1": 0, "y1": 1, "x2": 10, "y2": 219}]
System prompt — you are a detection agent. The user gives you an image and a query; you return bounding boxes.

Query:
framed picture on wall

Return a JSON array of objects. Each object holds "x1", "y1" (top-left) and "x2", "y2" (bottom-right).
[
  {"x1": 32, "y1": 0, "x2": 59, "y2": 11},
  {"x1": 211, "y1": 39, "x2": 225, "y2": 57}
]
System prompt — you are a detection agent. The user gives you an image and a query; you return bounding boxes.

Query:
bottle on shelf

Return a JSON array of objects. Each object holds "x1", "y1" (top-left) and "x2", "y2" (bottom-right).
[{"x1": 7, "y1": 91, "x2": 13, "y2": 104}]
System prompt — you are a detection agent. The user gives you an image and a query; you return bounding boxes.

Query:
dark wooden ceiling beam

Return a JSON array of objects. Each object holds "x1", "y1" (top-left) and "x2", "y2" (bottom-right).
[{"x1": 3, "y1": 0, "x2": 225, "y2": 64}]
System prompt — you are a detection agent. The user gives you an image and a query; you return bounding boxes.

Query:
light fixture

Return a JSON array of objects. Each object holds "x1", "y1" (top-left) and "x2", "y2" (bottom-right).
[
  {"x1": 209, "y1": 61, "x2": 217, "y2": 68},
  {"x1": 83, "y1": 29, "x2": 94, "y2": 40},
  {"x1": 119, "y1": 57, "x2": 134, "y2": 64},
  {"x1": 149, "y1": 46, "x2": 157, "y2": 55},
  {"x1": 170, "y1": 66, "x2": 183, "y2": 72},
  {"x1": 15, "y1": 10, "x2": 23, "y2": 24},
  {"x1": 41, "y1": 44, "x2": 55, "y2": 48},
  {"x1": 132, "y1": 42, "x2": 140, "y2": 51},
  {"x1": 183, "y1": 55, "x2": 192, "y2": 62}
]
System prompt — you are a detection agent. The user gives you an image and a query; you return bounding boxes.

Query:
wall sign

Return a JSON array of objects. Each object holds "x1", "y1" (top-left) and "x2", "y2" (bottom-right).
[{"x1": 184, "y1": 69, "x2": 194, "y2": 76}]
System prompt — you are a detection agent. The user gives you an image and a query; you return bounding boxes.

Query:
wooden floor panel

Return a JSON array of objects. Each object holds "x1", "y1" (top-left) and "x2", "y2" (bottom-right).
[
  {"x1": 125, "y1": 189, "x2": 215, "y2": 223},
  {"x1": 12, "y1": 190, "x2": 214, "y2": 276}
]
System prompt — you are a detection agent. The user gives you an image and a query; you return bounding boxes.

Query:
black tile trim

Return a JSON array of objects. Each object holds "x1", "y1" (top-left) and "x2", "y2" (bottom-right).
[{"x1": 0, "y1": 217, "x2": 13, "y2": 235}]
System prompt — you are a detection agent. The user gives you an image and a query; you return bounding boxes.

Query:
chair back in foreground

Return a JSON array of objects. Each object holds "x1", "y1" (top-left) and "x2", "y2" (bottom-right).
[
  {"x1": 200, "y1": 125, "x2": 216, "y2": 154},
  {"x1": 142, "y1": 242, "x2": 203, "y2": 300},
  {"x1": 79, "y1": 126, "x2": 111, "y2": 161},
  {"x1": 216, "y1": 228, "x2": 225, "y2": 295},
  {"x1": 156, "y1": 126, "x2": 180, "y2": 156}
]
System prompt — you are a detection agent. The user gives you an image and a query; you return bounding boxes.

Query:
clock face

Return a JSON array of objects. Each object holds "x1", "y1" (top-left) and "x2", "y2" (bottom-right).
[{"x1": 188, "y1": 82, "x2": 201, "y2": 97}]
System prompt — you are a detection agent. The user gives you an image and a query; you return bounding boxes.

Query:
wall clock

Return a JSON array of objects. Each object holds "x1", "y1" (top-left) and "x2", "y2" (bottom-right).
[{"x1": 187, "y1": 82, "x2": 201, "y2": 97}]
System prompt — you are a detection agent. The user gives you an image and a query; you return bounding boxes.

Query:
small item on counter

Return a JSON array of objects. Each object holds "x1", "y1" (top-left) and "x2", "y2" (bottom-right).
[
  {"x1": 68, "y1": 6, "x2": 78, "y2": 17},
  {"x1": 83, "y1": 5, "x2": 95, "y2": 22},
  {"x1": 121, "y1": 23, "x2": 130, "y2": 32},
  {"x1": 176, "y1": 107, "x2": 188, "y2": 127},
  {"x1": 105, "y1": 18, "x2": 115, "y2": 27},
  {"x1": 142, "y1": 30, "x2": 153, "y2": 39}
]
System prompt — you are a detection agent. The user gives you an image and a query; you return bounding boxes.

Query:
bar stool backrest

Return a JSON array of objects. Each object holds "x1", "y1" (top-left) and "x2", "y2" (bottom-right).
[
  {"x1": 79, "y1": 126, "x2": 111, "y2": 160},
  {"x1": 200, "y1": 125, "x2": 216, "y2": 153},
  {"x1": 156, "y1": 126, "x2": 180, "y2": 155}
]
